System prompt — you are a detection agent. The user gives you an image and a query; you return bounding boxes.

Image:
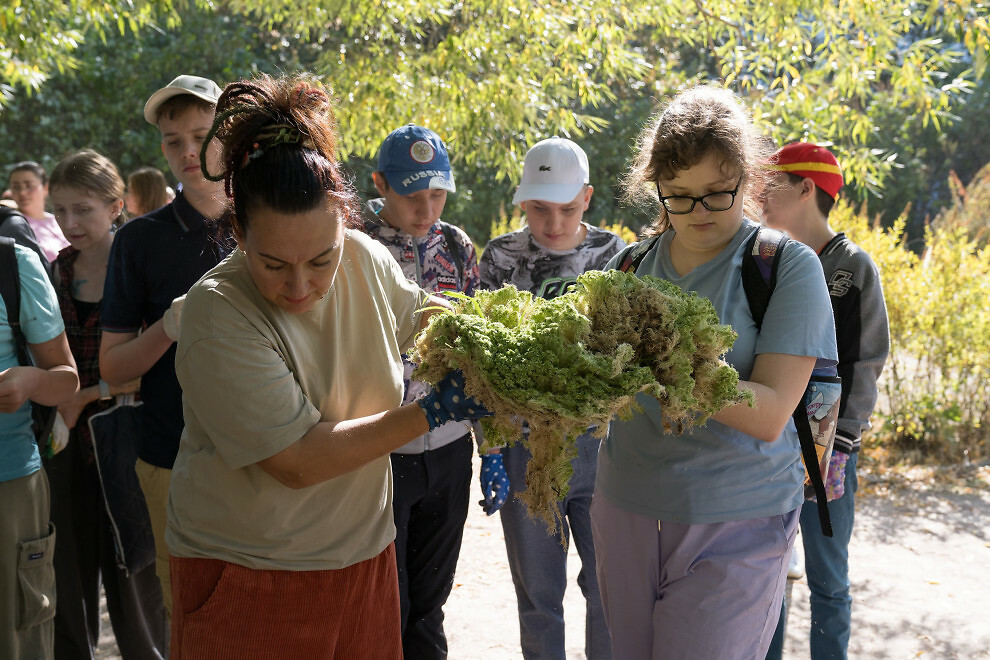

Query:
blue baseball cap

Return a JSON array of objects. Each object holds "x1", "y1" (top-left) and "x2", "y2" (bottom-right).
[{"x1": 376, "y1": 125, "x2": 456, "y2": 195}]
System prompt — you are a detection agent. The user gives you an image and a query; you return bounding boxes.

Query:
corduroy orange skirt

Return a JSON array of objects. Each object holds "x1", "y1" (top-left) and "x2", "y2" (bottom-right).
[{"x1": 169, "y1": 544, "x2": 402, "y2": 659}]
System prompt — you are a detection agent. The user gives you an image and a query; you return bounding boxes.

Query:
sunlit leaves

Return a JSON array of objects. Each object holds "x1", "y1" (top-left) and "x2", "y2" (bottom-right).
[
  {"x1": 5, "y1": 0, "x2": 989, "y2": 212},
  {"x1": 1, "y1": 0, "x2": 178, "y2": 105},
  {"x1": 833, "y1": 191, "x2": 990, "y2": 461},
  {"x1": 206, "y1": 0, "x2": 653, "y2": 181},
  {"x1": 657, "y1": 0, "x2": 989, "y2": 192}
]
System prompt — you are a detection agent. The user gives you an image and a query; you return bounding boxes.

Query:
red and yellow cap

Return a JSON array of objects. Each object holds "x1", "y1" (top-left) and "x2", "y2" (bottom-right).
[{"x1": 767, "y1": 142, "x2": 844, "y2": 200}]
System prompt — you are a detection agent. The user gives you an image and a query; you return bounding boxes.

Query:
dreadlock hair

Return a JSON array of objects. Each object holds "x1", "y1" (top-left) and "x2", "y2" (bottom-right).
[
  {"x1": 201, "y1": 73, "x2": 361, "y2": 236},
  {"x1": 622, "y1": 85, "x2": 771, "y2": 236}
]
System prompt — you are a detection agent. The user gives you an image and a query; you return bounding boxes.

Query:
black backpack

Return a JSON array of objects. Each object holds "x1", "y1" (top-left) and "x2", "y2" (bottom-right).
[
  {"x1": 0, "y1": 236, "x2": 58, "y2": 456},
  {"x1": 0, "y1": 205, "x2": 49, "y2": 273},
  {"x1": 617, "y1": 227, "x2": 839, "y2": 536},
  {"x1": 439, "y1": 221, "x2": 465, "y2": 285}
]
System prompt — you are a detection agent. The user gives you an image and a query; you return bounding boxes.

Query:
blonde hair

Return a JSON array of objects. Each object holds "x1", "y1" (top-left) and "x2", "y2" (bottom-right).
[{"x1": 127, "y1": 167, "x2": 170, "y2": 216}]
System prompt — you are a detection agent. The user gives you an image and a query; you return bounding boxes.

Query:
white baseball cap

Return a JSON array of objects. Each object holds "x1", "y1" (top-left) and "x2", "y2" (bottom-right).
[
  {"x1": 512, "y1": 137, "x2": 590, "y2": 205},
  {"x1": 143, "y1": 75, "x2": 222, "y2": 125}
]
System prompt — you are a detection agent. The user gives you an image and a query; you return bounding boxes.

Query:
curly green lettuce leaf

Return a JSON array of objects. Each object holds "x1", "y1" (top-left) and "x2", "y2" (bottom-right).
[{"x1": 410, "y1": 270, "x2": 752, "y2": 536}]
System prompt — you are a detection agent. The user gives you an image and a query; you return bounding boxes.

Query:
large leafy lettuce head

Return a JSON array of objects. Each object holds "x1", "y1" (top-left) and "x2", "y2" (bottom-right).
[{"x1": 409, "y1": 269, "x2": 750, "y2": 535}]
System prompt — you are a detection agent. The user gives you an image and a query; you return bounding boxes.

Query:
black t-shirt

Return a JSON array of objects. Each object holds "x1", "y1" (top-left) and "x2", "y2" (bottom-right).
[{"x1": 101, "y1": 192, "x2": 230, "y2": 468}]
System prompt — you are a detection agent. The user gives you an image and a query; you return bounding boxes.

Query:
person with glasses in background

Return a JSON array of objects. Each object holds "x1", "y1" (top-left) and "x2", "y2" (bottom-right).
[
  {"x1": 590, "y1": 86, "x2": 838, "y2": 659},
  {"x1": 762, "y1": 143, "x2": 889, "y2": 660}
]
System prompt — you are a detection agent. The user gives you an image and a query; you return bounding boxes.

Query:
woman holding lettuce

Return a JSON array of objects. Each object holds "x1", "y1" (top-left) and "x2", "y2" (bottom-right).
[
  {"x1": 591, "y1": 85, "x2": 838, "y2": 659},
  {"x1": 164, "y1": 74, "x2": 488, "y2": 659}
]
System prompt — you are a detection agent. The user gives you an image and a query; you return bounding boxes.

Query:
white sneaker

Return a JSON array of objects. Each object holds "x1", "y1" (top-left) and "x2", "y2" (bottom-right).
[{"x1": 787, "y1": 540, "x2": 805, "y2": 580}]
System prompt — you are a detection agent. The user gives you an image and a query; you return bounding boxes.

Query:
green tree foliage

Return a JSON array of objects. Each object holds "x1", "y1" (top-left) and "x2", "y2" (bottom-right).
[
  {"x1": 3, "y1": 0, "x2": 988, "y2": 242},
  {"x1": 217, "y1": 1, "x2": 989, "y2": 186},
  {"x1": 0, "y1": 5, "x2": 317, "y2": 181},
  {"x1": 833, "y1": 201, "x2": 989, "y2": 463},
  {"x1": 862, "y1": 82, "x2": 990, "y2": 240},
  {"x1": 1, "y1": 0, "x2": 177, "y2": 105},
  {"x1": 307, "y1": 0, "x2": 988, "y2": 238},
  {"x1": 223, "y1": 0, "x2": 651, "y2": 183}
]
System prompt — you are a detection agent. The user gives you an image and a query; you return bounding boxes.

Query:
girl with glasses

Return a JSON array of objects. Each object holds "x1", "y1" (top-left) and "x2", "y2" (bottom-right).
[{"x1": 590, "y1": 85, "x2": 838, "y2": 659}]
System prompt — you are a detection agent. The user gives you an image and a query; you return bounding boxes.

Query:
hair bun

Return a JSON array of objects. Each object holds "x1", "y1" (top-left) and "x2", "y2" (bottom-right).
[{"x1": 293, "y1": 81, "x2": 329, "y2": 109}]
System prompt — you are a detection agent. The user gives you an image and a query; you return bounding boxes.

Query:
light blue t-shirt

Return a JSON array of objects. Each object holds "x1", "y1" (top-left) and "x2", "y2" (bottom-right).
[
  {"x1": 596, "y1": 220, "x2": 838, "y2": 524},
  {"x1": 0, "y1": 244, "x2": 64, "y2": 483}
]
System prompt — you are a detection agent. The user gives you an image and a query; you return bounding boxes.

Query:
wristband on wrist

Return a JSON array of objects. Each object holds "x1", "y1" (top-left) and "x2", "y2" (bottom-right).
[{"x1": 98, "y1": 379, "x2": 112, "y2": 401}]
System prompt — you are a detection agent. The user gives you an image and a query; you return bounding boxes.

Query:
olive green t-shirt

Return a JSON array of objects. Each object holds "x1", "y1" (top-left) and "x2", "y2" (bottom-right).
[{"x1": 167, "y1": 230, "x2": 426, "y2": 570}]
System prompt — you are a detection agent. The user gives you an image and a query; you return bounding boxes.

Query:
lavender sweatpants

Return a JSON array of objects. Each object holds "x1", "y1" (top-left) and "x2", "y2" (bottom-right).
[{"x1": 590, "y1": 493, "x2": 799, "y2": 660}]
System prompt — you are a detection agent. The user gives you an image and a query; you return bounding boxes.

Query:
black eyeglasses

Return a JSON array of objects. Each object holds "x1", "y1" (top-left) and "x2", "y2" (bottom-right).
[{"x1": 656, "y1": 179, "x2": 741, "y2": 215}]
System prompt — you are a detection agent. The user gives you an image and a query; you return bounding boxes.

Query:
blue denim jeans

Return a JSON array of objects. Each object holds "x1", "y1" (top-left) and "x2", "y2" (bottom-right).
[
  {"x1": 499, "y1": 433, "x2": 611, "y2": 660},
  {"x1": 767, "y1": 451, "x2": 858, "y2": 660}
]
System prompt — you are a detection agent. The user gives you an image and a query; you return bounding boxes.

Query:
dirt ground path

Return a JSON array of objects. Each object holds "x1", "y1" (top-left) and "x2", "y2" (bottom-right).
[
  {"x1": 444, "y1": 465, "x2": 990, "y2": 659},
  {"x1": 97, "y1": 465, "x2": 990, "y2": 659}
]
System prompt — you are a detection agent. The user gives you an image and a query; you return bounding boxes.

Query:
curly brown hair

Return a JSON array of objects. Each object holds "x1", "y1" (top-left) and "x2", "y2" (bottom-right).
[
  {"x1": 202, "y1": 73, "x2": 361, "y2": 235},
  {"x1": 622, "y1": 85, "x2": 771, "y2": 236}
]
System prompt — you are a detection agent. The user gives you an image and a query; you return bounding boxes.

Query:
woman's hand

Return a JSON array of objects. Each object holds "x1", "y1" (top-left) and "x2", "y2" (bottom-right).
[{"x1": 417, "y1": 369, "x2": 492, "y2": 431}]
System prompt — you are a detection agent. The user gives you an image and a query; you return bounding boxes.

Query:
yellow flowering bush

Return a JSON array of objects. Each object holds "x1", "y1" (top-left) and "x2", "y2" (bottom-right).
[{"x1": 833, "y1": 197, "x2": 990, "y2": 463}]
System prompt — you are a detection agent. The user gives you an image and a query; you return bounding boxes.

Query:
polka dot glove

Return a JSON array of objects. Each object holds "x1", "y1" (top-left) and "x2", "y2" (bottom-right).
[
  {"x1": 479, "y1": 454, "x2": 509, "y2": 515},
  {"x1": 417, "y1": 369, "x2": 492, "y2": 431}
]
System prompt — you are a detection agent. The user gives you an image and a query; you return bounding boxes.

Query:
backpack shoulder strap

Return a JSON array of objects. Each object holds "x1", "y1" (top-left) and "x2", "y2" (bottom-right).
[
  {"x1": 0, "y1": 236, "x2": 21, "y2": 324},
  {"x1": 0, "y1": 237, "x2": 30, "y2": 366},
  {"x1": 0, "y1": 205, "x2": 20, "y2": 226},
  {"x1": 741, "y1": 226, "x2": 788, "y2": 331},
  {"x1": 742, "y1": 227, "x2": 833, "y2": 535},
  {"x1": 793, "y1": 404, "x2": 834, "y2": 537},
  {"x1": 617, "y1": 234, "x2": 662, "y2": 274},
  {"x1": 439, "y1": 222, "x2": 465, "y2": 286},
  {"x1": 0, "y1": 206, "x2": 49, "y2": 274}
]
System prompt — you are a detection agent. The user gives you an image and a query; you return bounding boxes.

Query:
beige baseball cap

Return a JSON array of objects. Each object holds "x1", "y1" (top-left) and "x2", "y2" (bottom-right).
[{"x1": 143, "y1": 75, "x2": 222, "y2": 125}]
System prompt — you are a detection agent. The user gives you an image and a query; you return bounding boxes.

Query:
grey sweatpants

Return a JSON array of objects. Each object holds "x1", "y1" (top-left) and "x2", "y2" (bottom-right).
[{"x1": 590, "y1": 493, "x2": 799, "y2": 660}]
